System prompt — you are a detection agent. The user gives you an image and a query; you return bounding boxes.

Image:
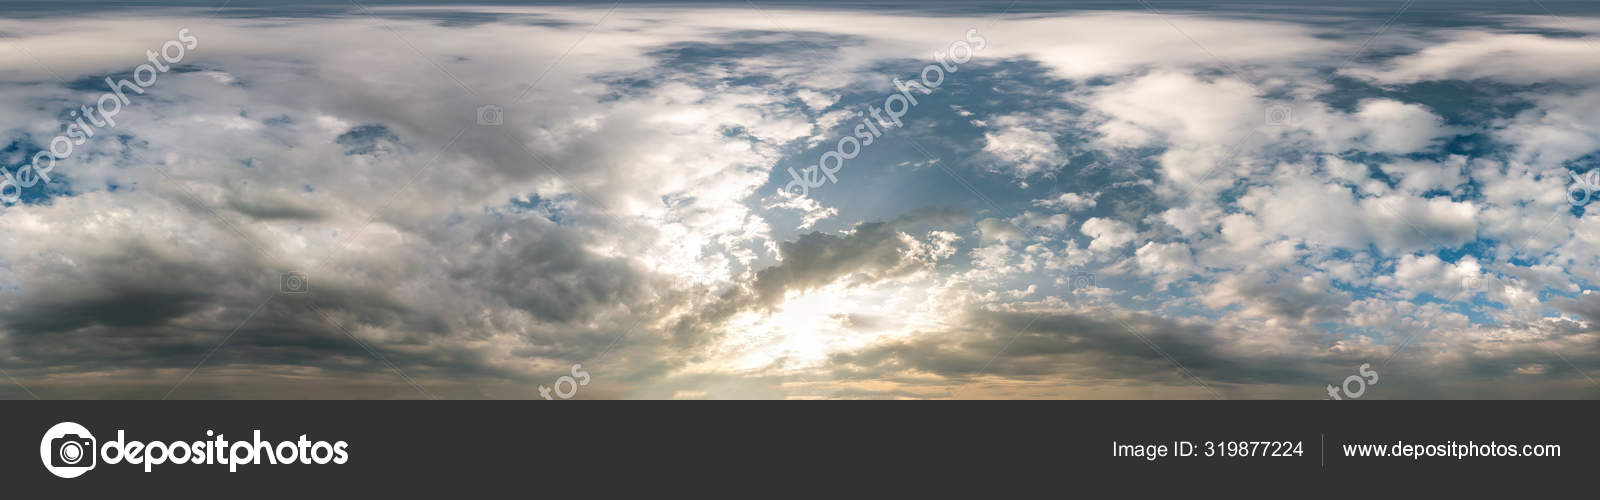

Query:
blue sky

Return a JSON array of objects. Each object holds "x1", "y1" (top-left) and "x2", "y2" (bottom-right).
[{"x1": 0, "y1": 1, "x2": 1598, "y2": 399}]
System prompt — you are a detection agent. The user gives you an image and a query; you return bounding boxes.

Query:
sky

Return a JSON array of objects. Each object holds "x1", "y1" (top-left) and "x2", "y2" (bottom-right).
[{"x1": 0, "y1": 0, "x2": 1599, "y2": 399}]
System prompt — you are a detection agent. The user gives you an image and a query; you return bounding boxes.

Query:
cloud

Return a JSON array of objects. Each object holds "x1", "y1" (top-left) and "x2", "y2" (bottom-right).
[
  {"x1": 1135, "y1": 241, "x2": 1195, "y2": 288},
  {"x1": 1033, "y1": 192, "x2": 1097, "y2": 212},
  {"x1": 1232, "y1": 176, "x2": 1478, "y2": 255},
  {"x1": 982, "y1": 125, "x2": 1065, "y2": 178},
  {"x1": 1080, "y1": 217, "x2": 1137, "y2": 253},
  {"x1": 1346, "y1": 32, "x2": 1600, "y2": 85},
  {"x1": 750, "y1": 215, "x2": 961, "y2": 305},
  {"x1": 1373, "y1": 254, "x2": 1484, "y2": 299},
  {"x1": 1496, "y1": 89, "x2": 1600, "y2": 168},
  {"x1": 0, "y1": 6, "x2": 1596, "y2": 400},
  {"x1": 1349, "y1": 99, "x2": 1447, "y2": 154},
  {"x1": 977, "y1": 217, "x2": 1024, "y2": 243}
]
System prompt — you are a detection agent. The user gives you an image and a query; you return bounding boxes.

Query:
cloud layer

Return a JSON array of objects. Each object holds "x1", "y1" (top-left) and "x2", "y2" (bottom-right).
[{"x1": 0, "y1": 4, "x2": 1597, "y2": 399}]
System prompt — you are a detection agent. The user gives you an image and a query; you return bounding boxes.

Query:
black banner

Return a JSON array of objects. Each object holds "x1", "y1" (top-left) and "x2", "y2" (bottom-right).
[{"x1": 3, "y1": 401, "x2": 1594, "y2": 494}]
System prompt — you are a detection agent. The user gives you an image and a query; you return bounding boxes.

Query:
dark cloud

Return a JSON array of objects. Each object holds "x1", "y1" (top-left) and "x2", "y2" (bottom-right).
[{"x1": 826, "y1": 307, "x2": 1324, "y2": 387}]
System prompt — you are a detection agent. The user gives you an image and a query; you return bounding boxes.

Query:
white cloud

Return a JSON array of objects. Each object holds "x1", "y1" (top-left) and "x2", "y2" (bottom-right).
[
  {"x1": 1351, "y1": 99, "x2": 1447, "y2": 153},
  {"x1": 1497, "y1": 89, "x2": 1600, "y2": 168},
  {"x1": 1234, "y1": 177, "x2": 1477, "y2": 255},
  {"x1": 1346, "y1": 31, "x2": 1600, "y2": 85},
  {"x1": 1080, "y1": 217, "x2": 1137, "y2": 253},
  {"x1": 1135, "y1": 241, "x2": 1195, "y2": 288},
  {"x1": 1033, "y1": 192, "x2": 1098, "y2": 211},
  {"x1": 1374, "y1": 254, "x2": 1484, "y2": 299},
  {"x1": 982, "y1": 126, "x2": 1065, "y2": 179},
  {"x1": 1379, "y1": 157, "x2": 1468, "y2": 195},
  {"x1": 977, "y1": 218, "x2": 1025, "y2": 243}
]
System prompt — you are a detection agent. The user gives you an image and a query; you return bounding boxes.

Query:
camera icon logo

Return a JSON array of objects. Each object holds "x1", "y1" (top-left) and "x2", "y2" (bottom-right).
[
  {"x1": 477, "y1": 105, "x2": 504, "y2": 126},
  {"x1": 281, "y1": 271, "x2": 308, "y2": 294},
  {"x1": 1070, "y1": 271, "x2": 1096, "y2": 290},
  {"x1": 40, "y1": 422, "x2": 96, "y2": 478},
  {"x1": 1265, "y1": 104, "x2": 1292, "y2": 127}
]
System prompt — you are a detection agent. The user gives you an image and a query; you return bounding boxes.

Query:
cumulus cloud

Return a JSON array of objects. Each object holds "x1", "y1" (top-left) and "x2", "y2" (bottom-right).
[
  {"x1": 1033, "y1": 192, "x2": 1097, "y2": 212},
  {"x1": 982, "y1": 126, "x2": 1065, "y2": 178},
  {"x1": 1080, "y1": 217, "x2": 1137, "y2": 253}
]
